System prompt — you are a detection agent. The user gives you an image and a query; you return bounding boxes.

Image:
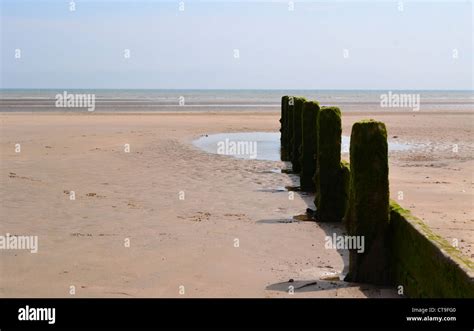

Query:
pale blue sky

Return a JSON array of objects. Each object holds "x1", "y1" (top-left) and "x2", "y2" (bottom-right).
[{"x1": 1, "y1": 0, "x2": 472, "y2": 89}]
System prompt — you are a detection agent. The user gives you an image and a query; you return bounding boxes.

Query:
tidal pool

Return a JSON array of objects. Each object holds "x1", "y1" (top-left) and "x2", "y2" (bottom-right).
[{"x1": 193, "y1": 132, "x2": 413, "y2": 161}]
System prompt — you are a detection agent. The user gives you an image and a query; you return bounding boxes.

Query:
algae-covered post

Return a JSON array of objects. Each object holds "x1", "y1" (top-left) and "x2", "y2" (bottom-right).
[
  {"x1": 286, "y1": 96, "x2": 295, "y2": 162},
  {"x1": 280, "y1": 96, "x2": 290, "y2": 161},
  {"x1": 389, "y1": 201, "x2": 474, "y2": 297},
  {"x1": 314, "y1": 106, "x2": 349, "y2": 222},
  {"x1": 344, "y1": 120, "x2": 391, "y2": 285},
  {"x1": 291, "y1": 97, "x2": 306, "y2": 173},
  {"x1": 299, "y1": 100, "x2": 320, "y2": 192}
]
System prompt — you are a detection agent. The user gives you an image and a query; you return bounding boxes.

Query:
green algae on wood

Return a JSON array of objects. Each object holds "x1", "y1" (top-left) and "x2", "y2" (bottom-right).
[
  {"x1": 339, "y1": 159, "x2": 350, "y2": 216},
  {"x1": 286, "y1": 96, "x2": 295, "y2": 161},
  {"x1": 314, "y1": 106, "x2": 348, "y2": 222},
  {"x1": 344, "y1": 119, "x2": 391, "y2": 285},
  {"x1": 299, "y1": 100, "x2": 320, "y2": 191},
  {"x1": 291, "y1": 97, "x2": 306, "y2": 173},
  {"x1": 389, "y1": 201, "x2": 474, "y2": 298},
  {"x1": 280, "y1": 96, "x2": 291, "y2": 161}
]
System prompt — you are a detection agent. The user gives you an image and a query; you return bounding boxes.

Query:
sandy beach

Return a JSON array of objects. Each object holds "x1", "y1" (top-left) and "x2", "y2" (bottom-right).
[{"x1": 0, "y1": 111, "x2": 472, "y2": 298}]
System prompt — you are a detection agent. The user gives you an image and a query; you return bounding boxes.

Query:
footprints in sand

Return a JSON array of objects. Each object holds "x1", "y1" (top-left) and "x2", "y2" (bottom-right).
[
  {"x1": 178, "y1": 212, "x2": 251, "y2": 223},
  {"x1": 61, "y1": 186, "x2": 146, "y2": 212},
  {"x1": 126, "y1": 200, "x2": 142, "y2": 209},
  {"x1": 223, "y1": 213, "x2": 248, "y2": 220},
  {"x1": 62, "y1": 191, "x2": 106, "y2": 199},
  {"x1": 8, "y1": 172, "x2": 41, "y2": 182},
  {"x1": 71, "y1": 232, "x2": 117, "y2": 237},
  {"x1": 71, "y1": 233, "x2": 93, "y2": 237},
  {"x1": 60, "y1": 190, "x2": 148, "y2": 212},
  {"x1": 179, "y1": 212, "x2": 211, "y2": 222},
  {"x1": 86, "y1": 192, "x2": 106, "y2": 198}
]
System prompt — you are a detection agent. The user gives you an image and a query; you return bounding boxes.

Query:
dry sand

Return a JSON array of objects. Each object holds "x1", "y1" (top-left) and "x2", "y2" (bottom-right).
[{"x1": 0, "y1": 111, "x2": 472, "y2": 297}]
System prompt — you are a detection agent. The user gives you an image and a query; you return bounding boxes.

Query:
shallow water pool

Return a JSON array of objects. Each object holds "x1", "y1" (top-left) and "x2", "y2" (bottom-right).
[{"x1": 193, "y1": 132, "x2": 413, "y2": 162}]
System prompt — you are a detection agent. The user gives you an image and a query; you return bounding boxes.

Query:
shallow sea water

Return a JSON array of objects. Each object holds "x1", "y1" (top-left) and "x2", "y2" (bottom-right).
[{"x1": 193, "y1": 132, "x2": 413, "y2": 161}]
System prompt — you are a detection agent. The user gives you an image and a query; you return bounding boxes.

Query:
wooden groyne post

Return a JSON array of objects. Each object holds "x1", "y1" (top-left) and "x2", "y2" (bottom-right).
[{"x1": 344, "y1": 120, "x2": 391, "y2": 284}]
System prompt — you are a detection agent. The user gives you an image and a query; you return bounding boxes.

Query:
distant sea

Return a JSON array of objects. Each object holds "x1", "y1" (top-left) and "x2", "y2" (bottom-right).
[{"x1": 0, "y1": 89, "x2": 472, "y2": 112}]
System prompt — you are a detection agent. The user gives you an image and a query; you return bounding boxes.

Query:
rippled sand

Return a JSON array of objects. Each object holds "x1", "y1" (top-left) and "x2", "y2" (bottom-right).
[{"x1": 0, "y1": 111, "x2": 472, "y2": 297}]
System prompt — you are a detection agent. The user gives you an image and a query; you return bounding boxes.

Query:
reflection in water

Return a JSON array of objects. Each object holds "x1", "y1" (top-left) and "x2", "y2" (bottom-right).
[{"x1": 193, "y1": 132, "x2": 413, "y2": 162}]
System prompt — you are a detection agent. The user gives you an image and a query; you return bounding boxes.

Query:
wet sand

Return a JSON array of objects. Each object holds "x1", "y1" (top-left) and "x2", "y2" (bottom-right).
[{"x1": 0, "y1": 111, "x2": 472, "y2": 297}]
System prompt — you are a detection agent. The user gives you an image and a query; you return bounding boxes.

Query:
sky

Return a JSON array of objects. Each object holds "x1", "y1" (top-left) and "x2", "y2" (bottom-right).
[{"x1": 1, "y1": 0, "x2": 473, "y2": 90}]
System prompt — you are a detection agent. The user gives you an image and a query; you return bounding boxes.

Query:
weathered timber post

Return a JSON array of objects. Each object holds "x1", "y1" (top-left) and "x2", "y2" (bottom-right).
[
  {"x1": 344, "y1": 120, "x2": 392, "y2": 285},
  {"x1": 280, "y1": 96, "x2": 290, "y2": 161},
  {"x1": 314, "y1": 106, "x2": 349, "y2": 222},
  {"x1": 291, "y1": 97, "x2": 306, "y2": 173},
  {"x1": 300, "y1": 100, "x2": 320, "y2": 191},
  {"x1": 286, "y1": 96, "x2": 295, "y2": 162}
]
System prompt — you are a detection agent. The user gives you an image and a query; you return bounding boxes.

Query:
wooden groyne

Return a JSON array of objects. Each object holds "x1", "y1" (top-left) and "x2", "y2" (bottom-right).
[{"x1": 279, "y1": 96, "x2": 474, "y2": 298}]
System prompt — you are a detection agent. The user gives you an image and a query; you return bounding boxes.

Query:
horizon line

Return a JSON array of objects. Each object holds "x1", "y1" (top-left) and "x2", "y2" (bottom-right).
[{"x1": 1, "y1": 88, "x2": 473, "y2": 92}]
